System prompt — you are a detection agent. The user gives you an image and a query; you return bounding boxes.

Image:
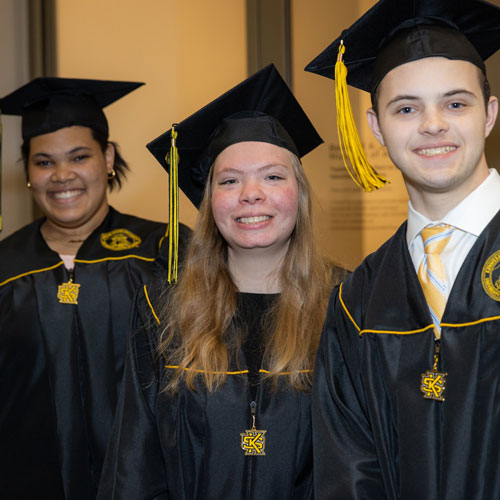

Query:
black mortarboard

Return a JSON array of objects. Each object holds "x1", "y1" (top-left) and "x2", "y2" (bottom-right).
[
  {"x1": 147, "y1": 63, "x2": 323, "y2": 209},
  {"x1": 305, "y1": 0, "x2": 500, "y2": 94},
  {"x1": 0, "y1": 77, "x2": 144, "y2": 141},
  {"x1": 304, "y1": 0, "x2": 500, "y2": 192}
]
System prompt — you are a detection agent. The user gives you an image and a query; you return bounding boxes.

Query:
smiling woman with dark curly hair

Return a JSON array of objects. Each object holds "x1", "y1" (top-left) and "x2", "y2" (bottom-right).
[{"x1": 0, "y1": 77, "x2": 191, "y2": 500}]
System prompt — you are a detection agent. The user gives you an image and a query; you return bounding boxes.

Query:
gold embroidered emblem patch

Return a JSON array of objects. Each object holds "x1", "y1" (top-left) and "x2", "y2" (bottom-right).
[
  {"x1": 240, "y1": 429, "x2": 266, "y2": 456},
  {"x1": 57, "y1": 280, "x2": 80, "y2": 305},
  {"x1": 420, "y1": 369, "x2": 447, "y2": 401},
  {"x1": 481, "y1": 250, "x2": 500, "y2": 301},
  {"x1": 100, "y1": 229, "x2": 142, "y2": 251}
]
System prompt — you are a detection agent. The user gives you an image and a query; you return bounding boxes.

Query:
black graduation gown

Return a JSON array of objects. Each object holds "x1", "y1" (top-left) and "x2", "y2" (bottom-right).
[
  {"x1": 97, "y1": 286, "x2": 314, "y2": 500},
  {"x1": 313, "y1": 210, "x2": 500, "y2": 500},
  {"x1": 0, "y1": 207, "x2": 191, "y2": 500}
]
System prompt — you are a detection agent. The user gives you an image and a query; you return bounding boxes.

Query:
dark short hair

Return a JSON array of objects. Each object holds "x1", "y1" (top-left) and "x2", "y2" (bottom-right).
[
  {"x1": 370, "y1": 65, "x2": 491, "y2": 116},
  {"x1": 21, "y1": 126, "x2": 130, "y2": 191}
]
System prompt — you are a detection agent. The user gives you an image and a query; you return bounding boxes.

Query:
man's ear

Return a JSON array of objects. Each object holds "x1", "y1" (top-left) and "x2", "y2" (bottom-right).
[
  {"x1": 366, "y1": 108, "x2": 385, "y2": 147},
  {"x1": 485, "y1": 96, "x2": 499, "y2": 139}
]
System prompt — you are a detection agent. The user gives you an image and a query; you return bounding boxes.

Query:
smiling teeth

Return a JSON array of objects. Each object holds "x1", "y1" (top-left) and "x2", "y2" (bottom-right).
[
  {"x1": 418, "y1": 146, "x2": 457, "y2": 156},
  {"x1": 53, "y1": 190, "x2": 82, "y2": 199},
  {"x1": 237, "y1": 216, "x2": 270, "y2": 224}
]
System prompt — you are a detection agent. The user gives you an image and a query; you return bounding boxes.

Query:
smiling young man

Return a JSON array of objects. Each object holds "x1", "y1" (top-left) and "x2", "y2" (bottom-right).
[
  {"x1": 367, "y1": 57, "x2": 497, "y2": 220},
  {"x1": 306, "y1": 1, "x2": 500, "y2": 499}
]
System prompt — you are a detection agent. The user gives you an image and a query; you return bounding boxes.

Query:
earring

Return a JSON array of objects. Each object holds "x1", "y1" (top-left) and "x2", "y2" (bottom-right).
[
  {"x1": 26, "y1": 181, "x2": 31, "y2": 188},
  {"x1": 107, "y1": 169, "x2": 116, "y2": 180}
]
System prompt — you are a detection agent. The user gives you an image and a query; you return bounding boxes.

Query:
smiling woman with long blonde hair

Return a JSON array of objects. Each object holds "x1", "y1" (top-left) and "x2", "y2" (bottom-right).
[{"x1": 98, "y1": 65, "x2": 346, "y2": 500}]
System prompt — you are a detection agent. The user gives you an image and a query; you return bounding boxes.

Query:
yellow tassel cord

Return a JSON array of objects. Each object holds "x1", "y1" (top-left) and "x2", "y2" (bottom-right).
[
  {"x1": 166, "y1": 124, "x2": 179, "y2": 284},
  {"x1": 335, "y1": 42, "x2": 389, "y2": 192}
]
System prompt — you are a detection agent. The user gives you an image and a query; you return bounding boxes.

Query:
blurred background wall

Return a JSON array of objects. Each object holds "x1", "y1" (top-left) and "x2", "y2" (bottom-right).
[
  {"x1": 0, "y1": 0, "x2": 31, "y2": 239},
  {"x1": 2, "y1": 0, "x2": 500, "y2": 270}
]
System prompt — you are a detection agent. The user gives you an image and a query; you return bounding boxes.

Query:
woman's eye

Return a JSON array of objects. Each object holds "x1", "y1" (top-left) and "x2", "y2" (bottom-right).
[
  {"x1": 219, "y1": 178, "x2": 237, "y2": 185},
  {"x1": 35, "y1": 160, "x2": 52, "y2": 167},
  {"x1": 267, "y1": 174, "x2": 283, "y2": 181},
  {"x1": 74, "y1": 154, "x2": 89, "y2": 162}
]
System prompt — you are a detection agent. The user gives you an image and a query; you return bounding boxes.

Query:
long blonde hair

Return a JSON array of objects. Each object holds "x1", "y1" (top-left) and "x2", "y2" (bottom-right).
[{"x1": 157, "y1": 150, "x2": 345, "y2": 392}]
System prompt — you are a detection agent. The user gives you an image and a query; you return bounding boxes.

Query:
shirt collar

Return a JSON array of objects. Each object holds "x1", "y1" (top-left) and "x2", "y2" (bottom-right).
[{"x1": 407, "y1": 168, "x2": 500, "y2": 247}]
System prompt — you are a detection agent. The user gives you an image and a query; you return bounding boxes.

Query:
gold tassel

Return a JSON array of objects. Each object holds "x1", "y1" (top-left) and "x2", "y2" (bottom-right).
[
  {"x1": 166, "y1": 124, "x2": 179, "y2": 284},
  {"x1": 335, "y1": 41, "x2": 389, "y2": 192}
]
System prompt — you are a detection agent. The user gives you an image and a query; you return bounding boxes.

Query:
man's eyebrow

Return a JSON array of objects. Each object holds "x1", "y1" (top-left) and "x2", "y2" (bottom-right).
[
  {"x1": 385, "y1": 89, "x2": 478, "y2": 108},
  {"x1": 442, "y1": 89, "x2": 477, "y2": 99},
  {"x1": 385, "y1": 95, "x2": 419, "y2": 107}
]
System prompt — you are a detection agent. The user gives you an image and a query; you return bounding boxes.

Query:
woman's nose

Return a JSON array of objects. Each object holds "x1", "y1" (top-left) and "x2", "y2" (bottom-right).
[
  {"x1": 239, "y1": 179, "x2": 265, "y2": 204},
  {"x1": 51, "y1": 161, "x2": 76, "y2": 182}
]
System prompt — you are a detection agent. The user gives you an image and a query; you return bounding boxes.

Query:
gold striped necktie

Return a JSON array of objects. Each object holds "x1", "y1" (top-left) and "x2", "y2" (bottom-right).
[{"x1": 417, "y1": 225, "x2": 453, "y2": 338}]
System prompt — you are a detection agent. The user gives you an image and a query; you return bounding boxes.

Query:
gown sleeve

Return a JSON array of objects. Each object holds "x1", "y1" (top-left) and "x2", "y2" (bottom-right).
[
  {"x1": 97, "y1": 286, "x2": 169, "y2": 500},
  {"x1": 312, "y1": 286, "x2": 388, "y2": 499}
]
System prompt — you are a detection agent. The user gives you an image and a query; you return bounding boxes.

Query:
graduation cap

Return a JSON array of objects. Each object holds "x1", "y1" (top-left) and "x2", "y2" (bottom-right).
[
  {"x1": 147, "y1": 63, "x2": 323, "y2": 283},
  {"x1": 148, "y1": 63, "x2": 322, "y2": 208},
  {"x1": 0, "y1": 77, "x2": 143, "y2": 233},
  {"x1": 0, "y1": 77, "x2": 144, "y2": 141},
  {"x1": 305, "y1": 0, "x2": 500, "y2": 192}
]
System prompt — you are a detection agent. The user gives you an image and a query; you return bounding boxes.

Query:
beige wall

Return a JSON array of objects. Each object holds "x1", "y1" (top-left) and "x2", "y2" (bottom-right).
[
  {"x1": 56, "y1": 0, "x2": 247, "y2": 230},
  {"x1": 57, "y1": 0, "x2": 399, "y2": 270},
  {"x1": 0, "y1": 0, "x2": 32, "y2": 240},
  {"x1": 484, "y1": 0, "x2": 500, "y2": 170},
  {"x1": 292, "y1": 0, "x2": 409, "y2": 270},
  {"x1": 293, "y1": 0, "x2": 362, "y2": 269}
]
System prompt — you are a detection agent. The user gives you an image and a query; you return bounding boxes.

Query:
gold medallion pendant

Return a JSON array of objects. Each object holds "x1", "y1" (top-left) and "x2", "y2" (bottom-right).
[
  {"x1": 240, "y1": 401, "x2": 266, "y2": 456},
  {"x1": 240, "y1": 428, "x2": 266, "y2": 456},
  {"x1": 57, "y1": 279, "x2": 80, "y2": 305},
  {"x1": 420, "y1": 369, "x2": 447, "y2": 401},
  {"x1": 420, "y1": 340, "x2": 447, "y2": 402}
]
